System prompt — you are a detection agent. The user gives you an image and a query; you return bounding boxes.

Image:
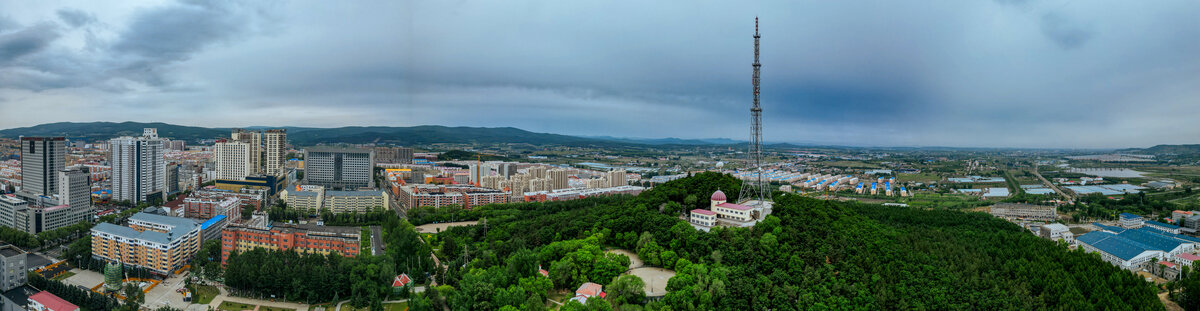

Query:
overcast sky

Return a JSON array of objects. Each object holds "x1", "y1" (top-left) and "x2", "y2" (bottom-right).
[{"x1": 1, "y1": 1, "x2": 1198, "y2": 148}]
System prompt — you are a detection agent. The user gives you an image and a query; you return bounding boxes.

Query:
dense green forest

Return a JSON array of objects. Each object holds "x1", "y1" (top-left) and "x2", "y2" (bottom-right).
[{"x1": 403, "y1": 172, "x2": 1163, "y2": 310}]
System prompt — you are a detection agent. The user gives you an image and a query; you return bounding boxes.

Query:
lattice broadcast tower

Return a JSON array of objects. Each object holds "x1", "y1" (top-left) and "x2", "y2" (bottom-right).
[{"x1": 738, "y1": 17, "x2": 772, "y2": 205}]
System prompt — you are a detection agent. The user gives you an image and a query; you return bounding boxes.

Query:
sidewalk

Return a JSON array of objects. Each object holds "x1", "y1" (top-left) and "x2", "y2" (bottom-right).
[{"x1": 207, "y1": 287, "x2": 311, "y2": 311}]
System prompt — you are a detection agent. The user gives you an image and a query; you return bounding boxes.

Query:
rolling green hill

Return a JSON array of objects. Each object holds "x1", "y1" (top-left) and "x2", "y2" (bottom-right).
[{"x1": 0, "y1": 122, "x2": 611, "y2": 146}]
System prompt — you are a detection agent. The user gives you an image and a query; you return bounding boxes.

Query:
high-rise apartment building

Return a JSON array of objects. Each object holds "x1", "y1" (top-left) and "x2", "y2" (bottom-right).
[
  {"x1": 548, "y1": 169, "x2": 569, "y2": 190},
  {"x1": 373, "y1": 146, "x2": 414, "y2": 164},
  {"x1": 304, "y1": 147, "x2": 375, "y2": 190},
  {"x1": 231, "y1": 129, "x2": 262, "y2": 176},
  {"x1": 110, "y1": 129, "x2": 166, "y2": 203},
  {"x1": 264, "y1": 129, "x2": 287, "y2": 176},
  {"x1": 20, "y1": 137, "x2": 65, "y2": 196},
  {"x1": 528, "y1": 166, "x2": 547, "y2": 179},
  {"x1": 608, "y1": 169, "x2": 627, "y2": 188},
  {"x1": 214, "y1": 141, "x2": 253, "y2": 181}
]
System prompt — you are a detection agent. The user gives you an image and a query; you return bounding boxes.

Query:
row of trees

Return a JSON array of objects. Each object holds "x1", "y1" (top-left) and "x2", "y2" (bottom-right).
[{"x1": 0, "y1": 220, "x2": 93, "y2": 249}]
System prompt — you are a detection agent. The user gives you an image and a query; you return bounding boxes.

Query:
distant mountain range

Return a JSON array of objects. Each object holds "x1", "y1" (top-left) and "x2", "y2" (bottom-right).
[
  {"x1": 1119, "y1": 144, "x2": 1200, "y2": 155},
  {"x1": 0, "y1": 122, "x2": 745, "y2": 147}
]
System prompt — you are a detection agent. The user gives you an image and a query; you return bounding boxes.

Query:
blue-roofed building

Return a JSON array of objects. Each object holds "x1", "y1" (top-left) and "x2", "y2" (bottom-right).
[
  {"x1": 1077, "y1": 226, "x2": 1200, "y2": 270},
  {"x1": 1076, "y1": 231, "x2": 1164, "y2": 270},
  {"x1": 1093, "y1": 222, "x2": 1127, "y2": 234},
  {"x1": 1145, "y1": 220, "x2": 1182, "y2": 235},
  {"x1": 199, "y1": 215, "x2": 229, "y2": 242},
  {"x1": 1120, "y1": 213, "x2": 1145, "y2": 228}
]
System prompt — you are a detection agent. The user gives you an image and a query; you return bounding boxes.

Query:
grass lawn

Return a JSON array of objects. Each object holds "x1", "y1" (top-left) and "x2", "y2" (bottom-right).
[
  {"x1": 50, "y1": 271, "x2": 75, "y2": 281},
  {"x1": 383, "y1": 302, "x2": 409, "y2": 311},
  {"x1": 191, "y1": 284, "x2": 220, "y2": 304},
  {"x1": 218, "y1": 301, "x2": 257, "y2": 311}
]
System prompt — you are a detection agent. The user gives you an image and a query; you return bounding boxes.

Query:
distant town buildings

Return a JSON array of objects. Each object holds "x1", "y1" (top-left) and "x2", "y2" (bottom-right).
[
  {"x1": 395, "y1": 184, "x2": 509, "y2": 209},
  {"x1": 220, "y1": 222, "x2": 361, "y2": 264},
  {"x1": 109, "y1": 128, "x2": 166, "y2": 203},
  {"x1": 374, "y1": 146, "x2": 413, "y2": 164},
  {"x1": 522, "y1": 186, "x2": 645, "y2": 203},
  {"x1": 304, "y1": 147, "x2": 375, "y2": 190}
]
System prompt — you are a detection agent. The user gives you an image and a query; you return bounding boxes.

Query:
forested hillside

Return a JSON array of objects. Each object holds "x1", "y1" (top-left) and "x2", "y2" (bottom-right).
[{"x1": 407, "y1": 172, "x2": 1163, "y2": 310}]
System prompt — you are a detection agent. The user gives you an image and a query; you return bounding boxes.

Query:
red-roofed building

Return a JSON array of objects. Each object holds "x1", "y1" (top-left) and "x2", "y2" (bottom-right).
[
  {"x1": 538, "y1": 265, "x2": 549, "y2": 278},
  {"x1": 1177, "y1": 253, "x2": 1200, "y2": 267},
  {"x1": 690, "y1": 209, "x2": 716, "y2": 227},
  {"x1": 569, "y1": 282, "x2": 604, "y2": 304},
  {"x1": 28, "y1": 291, "x2": 79, "y2": 311},
  {"x1": 1153, "y1": 260, "x2": 1181, "y2": 280},
  {"x1": 392, "y1": 273, "x2": 412, "y2": 287}
]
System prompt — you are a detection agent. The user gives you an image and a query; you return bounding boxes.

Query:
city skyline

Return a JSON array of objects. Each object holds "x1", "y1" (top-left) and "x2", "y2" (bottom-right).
[{"x1": 2, "y1": 1, "x2": 1199, "y2": 148}]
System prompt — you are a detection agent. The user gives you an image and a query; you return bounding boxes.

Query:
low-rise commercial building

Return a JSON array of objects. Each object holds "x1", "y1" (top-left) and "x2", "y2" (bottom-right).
[
  {"x1": 90, "y1": 212, "x2": 201, "y2": 275},
  {"x1": 0, "y1": 245, "x2": 27, "y2": 292},
  {"x1": 281, "y1": 186, "x2": 389, "y2": 213},
  {"x1": 220, "y1": 223, "x2": 361, "y2": 264},
  {"x1": 1077, "y1": 226, "x2": 1200, "y2": 270},
  {"x1": 1039, "y1": 223, "x2": 1072, "y2": 241},
  {"x1": 1119, "y1": 213, "x2": 1144, "y2": 228},
  {"x1": 689, "y1": 209, "x2": 716, "y2": 227},
  {"x1": 989, "y1": 203, "x2": 1057, "y2": 222}
]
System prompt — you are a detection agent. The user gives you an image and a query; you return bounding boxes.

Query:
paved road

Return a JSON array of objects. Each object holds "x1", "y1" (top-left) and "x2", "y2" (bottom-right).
[
  {"x1": 390, "y1": 198, "x2": 407, "y2": 218},
  {"x1": 370, "y1": 225, "x2": 384, "y2": 256},
  {"x1": 1033, "y1": 167, "x2": 1073, "y2": 202}
]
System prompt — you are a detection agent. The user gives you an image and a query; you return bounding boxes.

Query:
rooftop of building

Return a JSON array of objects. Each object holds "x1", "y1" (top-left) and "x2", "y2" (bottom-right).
[
  {"x1": 325, "y1": 190, "x2": 386, "y2": 197},
  {"x1": 130, "y1": 212, "x2": 201, "y2": 233},
  {"x1": 228, "y1": 222, "x2": 361, "y2": 237},
  {"x1": 1178, "y1": 253, "x2": 1200, "y2": 261},
  {"x1": 200, "y1": 215, "x2": 227, "y2": 230},
  {"x1": 1146, "y1": 220, "x2": 1181, "y2": 230},
  {"x1": 716, "y1": 202, "x2": 753, "y2": 211},
  {"x1": 305, "y1": 146, "x2": 373, "y2": 154},
  {"x1": 691, "y1": 209, "x2": 716, "y2": 216},
  {"x1": 2, "y1": 285, "x2": 38, "y2": 308},
  {"x1": 29, "y1": 291, "x2": 78, "y2": 311},
  {"x1": 1078, "y1": 227, "x2": 1200, "y2": 260},
  {"x1": 1120, "y1": 213, "x2": 1142, "y2": 219},
  {"x1": 0, "y1": 244, "x2": 24, "y2": 257}
]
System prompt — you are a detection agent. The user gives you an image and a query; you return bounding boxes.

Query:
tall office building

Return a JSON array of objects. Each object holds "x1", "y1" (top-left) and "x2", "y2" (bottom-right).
[
  {"x1": 110, "y1": 129, "x2": 166, "y2": 203},
  {"x1": 548, "y1": 169, "x2": 569, "y2": 190},
  {"x1": 0, "y1": 195, "x2": 32, "y2": 233},
  {"x1": 214, "y1": 141, "x2": 253, "y2": 181},
  {"x1": 264, "y1": 129, "x2": 287, "y2": 176},
  {"x1": 231, "y1": 129, "x2": 262, "y2": 176},
  {"x1": 608, "y1": 169, "x2": 627, "y2": 188},
  {"x1": 304, "y1": 147, "x2": 375, "y2": 190},
  {"x1": 57, "y1": 168, "x2": 92, "y2": 223},
  {"x1": 20, "y1": 137, "x2": 65, "y2": 196}
]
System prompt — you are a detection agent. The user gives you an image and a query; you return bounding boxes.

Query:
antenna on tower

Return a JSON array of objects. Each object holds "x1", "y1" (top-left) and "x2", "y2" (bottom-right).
[{"x1": 739, "y1": 17, "x2": 771, "y2": 205}]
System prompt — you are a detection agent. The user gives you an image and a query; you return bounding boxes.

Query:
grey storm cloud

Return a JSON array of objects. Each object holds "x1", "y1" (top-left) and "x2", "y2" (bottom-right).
[
  {"x1": 1, "y1": 0, "x2": 1200, "y2": 148},
  {"x1": 56, "y1": 9, "x2": 96, "y2": 28},
  {"x1": 0, "y1": 23, "x2": 60, "y2": 64}
]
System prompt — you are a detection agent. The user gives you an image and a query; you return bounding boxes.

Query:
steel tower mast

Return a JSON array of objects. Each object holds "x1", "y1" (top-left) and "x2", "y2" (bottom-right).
[{"x1": 739, "y1": 17, "x2": 771, "y2": 204}]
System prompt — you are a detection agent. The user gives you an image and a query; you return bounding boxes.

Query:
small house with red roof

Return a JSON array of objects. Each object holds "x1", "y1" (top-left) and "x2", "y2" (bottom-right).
[
  {"x1": 690, "y1": 209, "x2": 716, "y2": 227},
  {"x1": 391, "y1": 273, "x2": 412, "y2": 288},
  {"x1": 1152, "y1": 260, "x2": 1180, "y2": 280},
  {"x1": 538, "y1": 265, "x2": 549, "y2": 278},
  {"x1": 569, "y1": 282, "x2": 604, "y2": 304},
  {"x1": 28, "y1": 291, "x2": 79, "y2": 311}
]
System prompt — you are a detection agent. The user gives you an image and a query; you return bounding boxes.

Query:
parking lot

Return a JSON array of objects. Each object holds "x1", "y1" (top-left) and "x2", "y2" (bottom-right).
[{"x1": 62, "y1": 269, "x2": 192, "y2": 310}]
